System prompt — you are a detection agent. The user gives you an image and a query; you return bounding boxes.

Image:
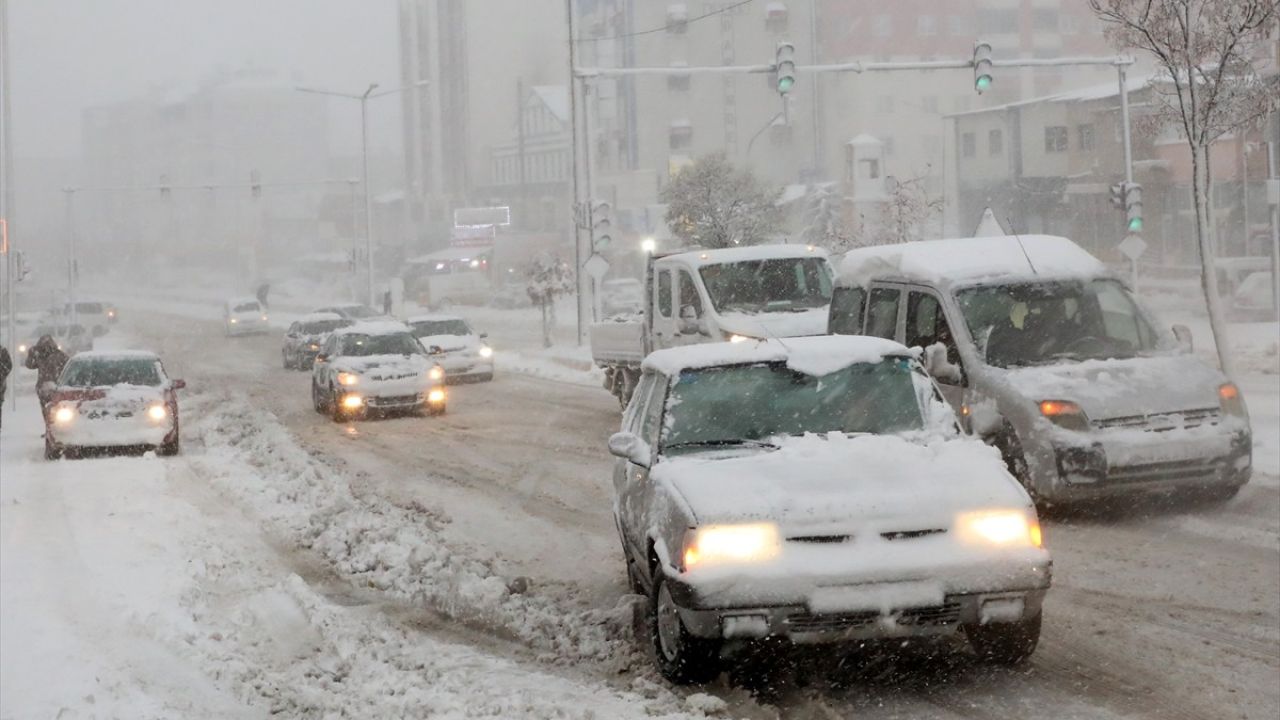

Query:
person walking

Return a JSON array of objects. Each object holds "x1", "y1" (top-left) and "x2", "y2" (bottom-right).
[
  {"x1": 0, "y1": 346, "x2": 12, "y2": 429},
  {"x1": 24, "y1": 335, "x2": 68, "y2": 411}
]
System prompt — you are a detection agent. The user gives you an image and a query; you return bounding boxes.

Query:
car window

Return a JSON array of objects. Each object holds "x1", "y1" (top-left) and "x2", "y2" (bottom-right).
[
  {"x1": 61, "y1": 358, "x2": 162, "y2": 387},
  {"x1": 828, "y1": 286, "x2": 866, "y2": 335},
  {"x1": 338, "y1": 333, "x2": 423, "y2": 357},
  {"x1": 624, "y1": 373, "x2": 657, "y2": 434},
  {"x1": 411, "y1": 319, "x2": 471, "y2": 336},
  {"x1": 906, "y1": 291, "x2": 960, "y2": 363},
  {"x1": 233, "y1": 302, "x2": 260, "y2": 313},
  {"x1": 678, "y1": 271, "x2": 703, "y2": 318},
  {"x1": 640, "y1": 375, "x2": 666, "y2": 448},
  {"x1": 288, "y1": 322, "x2": 300, "y2": 335},
  {"x1": 657, "y1": 270, "x2": 672, "y2": 318},
  {"x1": 865, "y1": 287, "x2": 901, "y2": 339}
]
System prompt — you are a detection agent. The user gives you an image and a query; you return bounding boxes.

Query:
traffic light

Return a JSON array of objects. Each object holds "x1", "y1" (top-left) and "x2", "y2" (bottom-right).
[
  {"x1": 1109, "y1": 182, "x2": 1125, "y2": 209},
  {"x1": 591, "y1": 200, "x2": 613, "y2": 252},
  {"x1": 972, "y1": 42, "x2": 994, "y2": 94},
  {"x1": 775, "y1": 42, "x2": 796, "y2": 96},
  {"x1": 1124, "y1": 182, "x2": 1143, "y2": 232}
]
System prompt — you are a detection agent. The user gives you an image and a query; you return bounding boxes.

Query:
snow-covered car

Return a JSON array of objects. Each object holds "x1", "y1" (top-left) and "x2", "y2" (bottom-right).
[
  {"x1": 282, "y1": 312, "x2": 350, "y2": 370},
  {"x1": 311, "y1": 321, "x2": 447, "y2": 420},
  {"x1": 224, "y1": 297, "x2": 269, "y2": 336},
  {"x1": 829, "y1": 235, "x2": 1253, "y2": 506},
  {"x1": 609, "y1": 335, "x2": 1050, "y2": 684},
  {"x1": 43, "y1": 350, "x2": 186, "y2": 460},
  {"x1": 313, "y1": 303, "x2": 385, "y2": 321},
  {"x1": 1231, "y1": 271, "x2": 1276, "y2": 321},
  {"x1": 406, "y1": 314, "x2": 494, "y2": 383}
]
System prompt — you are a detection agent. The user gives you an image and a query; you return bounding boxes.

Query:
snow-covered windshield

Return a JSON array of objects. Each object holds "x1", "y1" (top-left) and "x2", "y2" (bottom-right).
[
  {"x1": 956, "y1": 279, "x2": 1158, "y2": 368},
  {"x1": 232, "y1": 302, "x2": 260, "y2": 313},
  {"x1": 60, "y1": 358, "x2": 162, "y2": 387},
  {"x1": 337, "y1": 333, "x2": 423, "y2": 357},
  {"x1": 661, "y1": 359, "x2": 922, "y2": 454},
  {"x1": 411, "y1": 320, "x2": 471, "y2": 337},
  {"x1": 300, "y1": 319, "x2": 346, "y2": 335},
  {"x1": 699, "y1": 257, "x2": 833, "y2": 314}
]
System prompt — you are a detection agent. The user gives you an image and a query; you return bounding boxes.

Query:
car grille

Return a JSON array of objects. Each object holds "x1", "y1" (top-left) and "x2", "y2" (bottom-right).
[
  {"x1": 1107, "y1": 456, "x2": 1226, "y2": 485},
  {"x1": 881, "y1": 528, "x2": 946, "y2": 541},
  {"x1": 1095, "y1": 407, "x2": 1222, "y2": 432},
  {"x1": 785, "y1": 601, "x2": 962, "y2": 633},
  {"x1": 368, "y1": 394, "x2": 421, "y2": 407},
  {"x1": 369, "y1": 372, "x2": 418, "y2": 381}
]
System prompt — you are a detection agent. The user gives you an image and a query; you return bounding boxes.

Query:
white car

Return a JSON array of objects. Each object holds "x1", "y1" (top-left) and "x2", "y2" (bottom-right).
[
  {"x1": 224, "y1": 297, "x2": 270, "y2": 336},
  {"x1": 406, "y1": 314, "x2": 494, "y2": 383},
  {"x1": 609, "y1": 335, "x2": 1050, "y2": 684},
  {"x1": 43, "y1": 350, "x2": 186, "y2": 459},
  {"x1": 311, "y1": 321, "x2": 447, "y2": 420},
  {"x1": 57, "y1": 301, "x2": 112, "y2": 338},
  {"x1": 313, "y1": 303, "x2": 386, "y2": 321}
]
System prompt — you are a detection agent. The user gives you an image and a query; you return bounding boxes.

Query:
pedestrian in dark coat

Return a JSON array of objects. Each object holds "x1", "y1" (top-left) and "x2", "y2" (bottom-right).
[
  {"x1": 24, "y1": 335, "x2": 69, "y2": 409},
  {"x1": 0, "y1": 346, "x2": 12, "y2": 429}
]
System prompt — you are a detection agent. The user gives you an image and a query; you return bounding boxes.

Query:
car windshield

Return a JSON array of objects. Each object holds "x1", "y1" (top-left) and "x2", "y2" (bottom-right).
[
  {"x1": 233, "y1": 302, "x2": 260, "y2": 313},
  {"x1": 60, "y1": 358, "x2": 162, "y2": 387},
  {"x1": 412, "y1": 319, "x2": 471, "y2": 337},
  {"x1": 699, "y1": 257, "x2": 833, "y2": 314},
  {"x1": 339, "y1": 305, "x2": 381, "y2": 319},
  {"x1": 338, "y1": 333, "x2": 423, "y2": 357},
  {"x1": 956, "y1": 278, "x2": 1158, "y2": 368},
  {"x1": 661, "y1": 359, "x2": 923, "y2": 454},
  {"x1": 301, "y1": 319, "x2": 346, "y2": 334}
]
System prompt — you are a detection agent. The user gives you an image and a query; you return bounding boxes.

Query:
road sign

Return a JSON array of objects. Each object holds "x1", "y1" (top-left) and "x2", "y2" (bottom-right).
[
  {"x1": 583, "y1": 254, "x2": 610, "y2": 280},
  {"x1": 1118, "y1": 234, "x2": 1147, "y2": 261}
]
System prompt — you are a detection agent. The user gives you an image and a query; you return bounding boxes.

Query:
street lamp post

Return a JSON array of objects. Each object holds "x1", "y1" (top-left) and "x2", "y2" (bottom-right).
[{"x1": 296, "y1": 81, "x2": 427, "y2": 307}]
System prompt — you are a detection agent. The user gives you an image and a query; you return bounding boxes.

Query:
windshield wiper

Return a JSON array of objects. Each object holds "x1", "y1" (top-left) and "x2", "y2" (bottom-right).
[{"x1": 664, "y1": 439, "x2": 778, "y2": 451}]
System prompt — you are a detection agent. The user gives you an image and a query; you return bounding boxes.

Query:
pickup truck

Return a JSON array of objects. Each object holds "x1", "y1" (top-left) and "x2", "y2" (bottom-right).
[{"x1": 589, "y1": 244, "x2": 835, "y2": 406}]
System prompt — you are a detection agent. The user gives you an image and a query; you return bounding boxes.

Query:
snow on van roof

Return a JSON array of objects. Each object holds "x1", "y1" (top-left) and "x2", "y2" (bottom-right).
[
  {"x1": 643, "y1": 335, "x2": 911, "y2": 377},
  {"x1": 663, "y1": 243, "x2": 828, "y2": 268},
  {"x1": 333, "y1": 320, "x2": 413, "y2": 336},
  {"x1": 837, "y1": 235, "x2": 1105, "y2": 288}
]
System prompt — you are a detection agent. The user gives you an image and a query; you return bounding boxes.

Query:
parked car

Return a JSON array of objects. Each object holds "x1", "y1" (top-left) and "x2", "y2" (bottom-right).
[
  {"x1": 1231, "y1": 271, "x2": 1276, "y2": 322},
  {"x1": 828, "y1": 235, "x2": 1252, "y2": 506},
  {"x1": 43, "y1": 350, "x2": 186, "y2": 459},
  {"x1": 224, "y1": 297, "x2": 269, "y2": 336},
  {"x1": 311, "y1": 321, "x2": 447, "y2": 420},
  {"x1": 282, "y1": 312, "x2": 350, "y2": 370},
  {"x1": 313, "y1": 303, "x2": 385, "y2": 321},
  {"x1": 609, "y1": 335, "x2": 1050, "y2": 684},
  {"x1": 406, "y1": 314, "x2": 494, "y2": 383}
]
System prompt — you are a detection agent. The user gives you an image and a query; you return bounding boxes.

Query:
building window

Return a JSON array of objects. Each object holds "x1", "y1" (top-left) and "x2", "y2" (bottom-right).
[
  {"x1": 917, "y1": 15, "x2": 937, "y2": 35},
  {"x1": 962, "y1": 132, "x2": 976, "y2": 158},
  {"x1": 1078, "y1": 124, "x2": 1095, "y2": 151},
  {"x1": 922, "y1": 95, "x2": 938, "y2": 113},
  {"x1": 765, "y1": 2, "x2": 788, "y2": 32},
  {"x1": 873, "y1": 14, "x2": 892, "y2": 37},
  {"x1": 669, "y1": 120, "x2": 692, "y2": 150},
  {"x1": 667, "y1": 3, "x2": 688, "y2": 34},
  {"x1": 861, "y1": 158, "x2": 880, "y2": 180},
  {"x1": 989, "y1": 128, "x2": 1003, "y2": 156},
  {"x1": 1044, "y1": 126, "x2": 1069, "y2": 153},
  {"x1": 878, "y1": 95, "x2": 894, "y2": 114}
]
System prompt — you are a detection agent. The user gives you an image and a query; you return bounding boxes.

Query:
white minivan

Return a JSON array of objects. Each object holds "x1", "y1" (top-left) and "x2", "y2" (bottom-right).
[
  {"x1": 828, "y1": 235, "x2": 1252, "y2": 506},
  {"x1": 224, "y1": 297, "x2": 269, "y2": 336}
]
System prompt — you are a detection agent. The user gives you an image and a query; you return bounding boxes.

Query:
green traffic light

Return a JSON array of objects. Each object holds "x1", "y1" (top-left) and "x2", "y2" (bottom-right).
[
  {"x1": 976, "y1": 75, "x2": 992, "y2": 91},
  {"x1": 1128, "y1": 217, "x2": 1143, "y2": 232},
  {"x1": 778, "y1": 76, "x2": 794, "y2": 94}
]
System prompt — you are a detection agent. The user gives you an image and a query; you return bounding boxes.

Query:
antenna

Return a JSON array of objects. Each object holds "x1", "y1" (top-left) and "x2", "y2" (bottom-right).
[{"x1": 1006, "y1": 215, "x2": 1038, "y2": 275}]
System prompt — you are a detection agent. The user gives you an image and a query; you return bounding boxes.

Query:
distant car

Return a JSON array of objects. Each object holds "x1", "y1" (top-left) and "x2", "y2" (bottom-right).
[
  {"x1": 43, "y1": 350, "x2": 186, "y2": 460},
  {"x1": 610, "y1": 336, "x2": 1050, "y2": 684},
  {"x1": 224, "y1": 297, "x2": 270, "y2": 336},
  {"x1": 406, "y1": 314, "x2": 494, "y2": 383},
  {"x1": 311, "y1": 321, "x2": 447, "y2": 420},
  {"x1": 488, "y1": 283, "x2": 532, "y2": 309},
  {"x1": 29, "y1": 322, "x2": 93, "y2": 357},
  {"x1": 313, "y1": 303, "x2": 385, "y2": 321},
  {"x1": 50, "y1": 301, "x2": 111, "y2": 338},
  {"x1": 1231, "y1": 271, "x2": 1276, "y2": 321},
  {"x1": 104, "y1": 302, "x2": 119, "y2": 324},
  {"x1": 601, "y1": 278, "x2": 643, "y2": 318},
  {"x1": 282, "y1": 312, "x2": 351, "y2": 370}
]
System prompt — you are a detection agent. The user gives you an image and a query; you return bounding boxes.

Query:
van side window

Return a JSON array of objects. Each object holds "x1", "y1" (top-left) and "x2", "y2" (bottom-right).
[
  {"x1": 657, "y1": 271, "x2": 673, "y2": 318},
  {"x1": 828, "y1": 287, "x2": 866, "y2": 335},
  {"x1": 678, "y1": 271, "x2": 703, "y2": 318},
  {"x1": 625, "y1": 373, "x2": 656, "y2": 432},
  {"x1": 865, "y1": 287, "x2": 901, "y2": 339},
  {"x1": 906, "y1": 291, "x2": 960, "y2": 364}
]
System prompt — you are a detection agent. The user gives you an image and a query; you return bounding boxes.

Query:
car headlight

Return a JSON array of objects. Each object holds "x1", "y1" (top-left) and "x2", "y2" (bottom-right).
[
  {"x1": 1219, "y1": 383, "x2": 1248, "y2": 419},
  {"x1": 1038, "y1": 399, "x2": 1090, "y2": 431},
  {"x1": 261, "y1": 315, "x2": 269, "y2": 322},
  {"x1": 53, "y1": 405, "x2": 76, "y2": 425},
  {"x1": 681, "y1": 523, "x2": 780, "y2": 569},
  {"x1": 341, "y1": 394, "x2": 364, "y2": 409},
  {"x1": 229, "y1": 318, "x2": 238, "y2": 324},
  {"x1": 17, "y1": 343, "x2": 27, "y2": 354},
  {"x1": 337, "y1": 372, "x2": 360, "y2": 386},
  {"x1": 428, "y1": 365, "x2": 445, "y2": 381},
  {"x1": 147, "y1": 404, "x2": 167, "y2": 421},
  {"x1": 309, "y1": 343, "x2": 320, "y2": 351},
  {"x1": 725, "y1": 333, "x2": 751, "y2": 344},
  {"x1": 956, "y1": 509, "x2": 1043, "y2": 548},
  {"x1": 478, "y1": 345, "x2": 493, "y2": 359},
  {"x1": 427, "y1": 388, "x2": 446, "y2": 404}
]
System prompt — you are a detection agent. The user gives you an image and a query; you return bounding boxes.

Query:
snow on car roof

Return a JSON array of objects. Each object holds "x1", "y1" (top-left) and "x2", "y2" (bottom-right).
[
  {"x1": 662, "y1": 243, "x2": 828, "y2": 269},
  {"x1": 68, "y1": 350, "x2": 160, "y2": 361},
  {"x1": 406, "y1": 313, "x2": 465, "y2": 324},
  {"x1": 299, "y1": 311, "x2": 344, "y2": 323},
  {"x1": 837, "y1": 235, "x2": 1105, "y2": 289},
  {"x1": 643, "y1": 335, "x2": 911, "y2": 378},
  {"x1": 333, "y1": 320, "x2": 413, "y2": 336}
]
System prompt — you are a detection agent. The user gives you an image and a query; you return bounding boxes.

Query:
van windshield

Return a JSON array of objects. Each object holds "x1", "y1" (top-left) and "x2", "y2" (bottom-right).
[
  {"x1": 699, "y1": 257, "x2": 832, "y2": 314},
  {"x1": 956, "y1": 279, "x2": 1158, "y2": 368}
]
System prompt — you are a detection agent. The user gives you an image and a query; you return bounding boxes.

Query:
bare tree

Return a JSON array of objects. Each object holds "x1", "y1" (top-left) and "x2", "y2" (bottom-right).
[
  {"x1": 800, "y1": 183, "x2": 855, "y2": 252},
  {"x1": 1089, "y1": 0, "x2": 1280, "y2": 379},
  {"x1": 660, "y1": 153, "x2": 784, "y2": 249},
  {"x1": 524, "y1": 253, "x2": 574, "y2": 348}
]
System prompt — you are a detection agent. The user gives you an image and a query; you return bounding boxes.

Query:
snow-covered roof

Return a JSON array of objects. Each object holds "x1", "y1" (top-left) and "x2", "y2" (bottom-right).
[
  {"x1": 837, "y1": 235, "x2": 1106, "y2": 288},
  {"x1": 298, "y1": 311, "x2": 344, "y2": 323},
  {"x1": 777, "y1": 184, "x2": 809, "y2": 205},
  {"x1": 531, "y1": 86, "x2": 569, "y2": 123},
  {"x1": 406, "y1": 313, "x2": 465, "y2": 324},
  {"x1": 662, "y1": 243, "x2": 828, "y2": 269},
  {"x1": 643, "y1": 335, "x2": 911, "y2": 377},
  {"x1": 68, "y1": 350, "x2": 160, "y2": 361},
  {"x1": 334, "y1": 320, "x2": 412, "y2": 337}
]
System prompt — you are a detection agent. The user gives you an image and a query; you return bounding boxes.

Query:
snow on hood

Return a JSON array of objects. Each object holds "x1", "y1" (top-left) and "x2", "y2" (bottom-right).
[
  {"x1": 72, "y1": 383, "x2": 165, "y2": 410},
  {"x1": 653, "y1": 433, "x2": 1028, "y2": 529},
  {"x1": 332, "y1": 354, "x2": 430, "y2": 378},
  {"x1": 1003, "y1": 354, "x2": 1226, "y2": 420},
  {"x1": 716, "y1": 307, "x2": 830, "y2": 341},
  {"x1": 418, "y1": 333, "x2": 478, "y2": 352},
  {"x1": 642, "y1": 334, "x2": 909, "y2": 377}
]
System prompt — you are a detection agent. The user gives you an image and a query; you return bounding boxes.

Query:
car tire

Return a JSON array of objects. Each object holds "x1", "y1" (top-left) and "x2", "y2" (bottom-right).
[
  {"x1": 330, "y1": 387, "x2": 346, "y2": 423},
  {"x1": 159, "y1": 435, "x2": 180, "y2": 457},
  {"x1": 476, "y1": 372, "x2": 494, "y2": 383},
  {"x1": 427, "y1": 402, "x2": 447, "y2": 417},
  {"x1": 647, "y1": 572, "x2": 721, "y2": 685},
  {"x1": 311, "y1": 382, "x2": 325, "y2": 414},
  {"x1": 966, "y1": 612, "x2": 1041, "y2": 665},
  {"x1": 994, "y1": 425, "x2": 1042, "y2": 505},
  {"x1": 44, "y1": 435, "x2": 62, "y2": 461},
  {"x1": 283, "y1": 351, "x2": 293, "y2": 370}
]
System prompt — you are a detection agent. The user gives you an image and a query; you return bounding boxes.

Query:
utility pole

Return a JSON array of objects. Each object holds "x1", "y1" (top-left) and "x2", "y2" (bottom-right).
[
  {"x1": 1, "y1": 0, "x2": 15, "y2": 401},
  {"x1": 517, "y1": 76, "x2": 528, "y2": 225},
  {"x1": 566, "y1": 0, "x2": 589, "y2": 345}
]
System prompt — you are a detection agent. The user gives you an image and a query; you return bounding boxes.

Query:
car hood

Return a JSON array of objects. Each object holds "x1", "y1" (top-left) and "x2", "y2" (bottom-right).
[
  {"x1": 654, "y1": 434, "x2": 1028, "y2": 532},
  {"x1": 1002, "y1": 354, "x2": 1225, "y2": 420},
  {"x1": 716, "y1": 308, "x2": 829, "y2": 340},
  {"x1": 332, "y1": 354, "x2": 429, "y2": 379},
  {"x1": 417, "y1": 333, "x2": 477, "y2": 353},
  {"x1": 61, "y1": 384, "x2": 165, "y2": 412}
]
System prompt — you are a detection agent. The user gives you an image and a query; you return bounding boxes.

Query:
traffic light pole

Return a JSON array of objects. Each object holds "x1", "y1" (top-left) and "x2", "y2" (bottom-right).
[{"x1": 1118, "y1": 63, "x2": 1139, "y2": 290}]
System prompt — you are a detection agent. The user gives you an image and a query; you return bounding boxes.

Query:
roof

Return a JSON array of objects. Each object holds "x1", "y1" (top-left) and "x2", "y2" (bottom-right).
[
  {"x1": 531, "y1": 86, "x2": 569, "y2": 123},
  {"x1": 837, "y1": 235, "x2": 1106, "y2": 288},
  {"x1": 333, "y1": 320, "x2": 413, "y2": 337},
  {"x1": 643, "y1": 335, "x2": 911, "y2": 377},
  {"x1": 298, "y1": 312, "x2": 345, "y2": 323},
  {"x1": 662, "y1": 243, "x2": 828, "y2": 269},
  {"x1": 68, "y1": 350, "x2": 160, "y2": 361},
  {"x1": 406, "y1": 313, "x2": 465, "y2": 324}
]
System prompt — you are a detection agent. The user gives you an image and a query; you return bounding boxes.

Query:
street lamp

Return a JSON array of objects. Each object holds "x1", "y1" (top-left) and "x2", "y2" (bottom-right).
[{"x1": 296, "y1": 80, "x2": 428, "y2": 307}]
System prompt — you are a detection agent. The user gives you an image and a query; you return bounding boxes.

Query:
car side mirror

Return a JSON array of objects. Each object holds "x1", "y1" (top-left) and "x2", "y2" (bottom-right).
[
  {"x1": 608, "y1": 431, "x2": 651, "y2": 467},
  {"x1": 428, "y1": 345, "x2": 445, "y2": 355},
  {"x1": 924, "y1": 342, "x2": 963, "y2": 384},
  {"x1": 172, "y1": 379, "x2": 187, "y2": 390},
  {"x1": 315, "y1": 353, "x2": 328, "y2": 363},
  {"x1": 1171, "y1": 324, "x2": 1193, "y2": 353},
  {"x1": 479, "y1": 332, "x2": 488, "y2": 339}
]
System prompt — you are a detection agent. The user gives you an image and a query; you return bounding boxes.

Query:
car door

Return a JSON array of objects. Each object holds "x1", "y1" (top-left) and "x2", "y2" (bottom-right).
[
  {"x1": 650, "y1": 267, "x2": 677, "y2": 351},
  {"x1": 905, "y1": 287, "x2": 966, "y2": 409},
  {"x1": 315, "y1": 335, "x2": 339, "y2": 388},
  {"x1": 616, "y1": 372, "x2": 664, "y2": 564},
  {"x1": 864, "y1": 283, "x2": 906, "y2": 340},
  {"x1": 285, "y1": 322, "x2": 301, "y2": 353}
]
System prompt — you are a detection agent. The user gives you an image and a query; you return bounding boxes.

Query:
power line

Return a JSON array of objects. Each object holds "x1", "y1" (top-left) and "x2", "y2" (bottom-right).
[{"x1": 575, "y1": 0, "x2": 756, "y2": 43}]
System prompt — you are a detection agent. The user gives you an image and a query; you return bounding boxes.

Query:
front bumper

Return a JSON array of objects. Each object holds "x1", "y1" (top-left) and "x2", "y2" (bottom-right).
[
  {"x1": 336, "y1": 378, "x2": 444, "y2": 414},
  {"x1": 46, "y1": 411, "x2": 175, "y2": 449},
  {"x1": 438, "y1": 353, "x2": 494, "y2": 381}
]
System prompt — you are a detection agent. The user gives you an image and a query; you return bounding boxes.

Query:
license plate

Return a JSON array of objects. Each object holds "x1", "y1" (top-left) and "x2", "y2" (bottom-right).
[{"x1": 809, "y1": 581, "x2": 945, "y2": 614}]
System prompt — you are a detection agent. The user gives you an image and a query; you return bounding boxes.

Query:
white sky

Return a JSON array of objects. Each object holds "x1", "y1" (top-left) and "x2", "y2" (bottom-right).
[{"x1": 9, "y1": 0, "x2": 402, "y2": 158}]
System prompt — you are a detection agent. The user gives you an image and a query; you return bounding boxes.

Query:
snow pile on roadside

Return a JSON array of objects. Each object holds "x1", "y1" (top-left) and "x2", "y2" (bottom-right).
[
  {"x1": 499, "y1": 348, "x2": 603, "y2": 386},
  {"x1": 186, "y1": 392, "x2": 632, "y2": 667}
]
